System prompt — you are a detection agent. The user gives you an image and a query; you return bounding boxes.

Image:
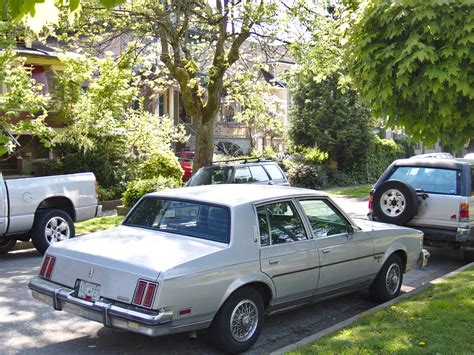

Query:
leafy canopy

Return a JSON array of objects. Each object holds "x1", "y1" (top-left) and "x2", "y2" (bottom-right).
[{"x1": 344, "y1": 0, "x2": 474, "y2": 149}]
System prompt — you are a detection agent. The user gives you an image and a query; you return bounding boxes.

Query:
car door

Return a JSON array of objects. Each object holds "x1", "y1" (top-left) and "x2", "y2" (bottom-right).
[
  {"x1": 258, "y1": 200, "x2": 319, "y2": 303},
  {"x1": 297, "y1": 198, "x2": 375, "y2": 294}
]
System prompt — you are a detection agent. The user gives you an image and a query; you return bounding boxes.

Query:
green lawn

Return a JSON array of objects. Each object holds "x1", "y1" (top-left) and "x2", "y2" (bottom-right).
[
  {"x1": 292, "y1": 266, "x2": 474, "y2": 354},
  {"x1": 325, "y1": 184, "x2": 373, "y2": 199},
  {"x1": 75, "y1": 215, "x2": 124, "y2": 235}
]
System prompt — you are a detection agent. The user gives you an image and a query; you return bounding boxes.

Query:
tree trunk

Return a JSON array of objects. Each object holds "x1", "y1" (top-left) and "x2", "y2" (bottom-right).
[{"x1": 193, "y1": 111, "x2": 215, "y2": 172}]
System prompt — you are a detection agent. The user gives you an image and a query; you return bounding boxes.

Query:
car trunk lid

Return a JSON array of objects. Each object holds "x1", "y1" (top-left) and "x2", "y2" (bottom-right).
[{"x1": 45, "y1": 226, "x2": 225, "y2": 305}]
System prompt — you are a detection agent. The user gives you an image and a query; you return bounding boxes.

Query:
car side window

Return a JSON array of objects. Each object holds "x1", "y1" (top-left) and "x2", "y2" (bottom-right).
[
  {"x1": 249, "y1": 165, "x2": 270, "y2": 182},
  {"x1": 234, "y1": 167, "x2": 252, "y2": 183},
  {"x1": 299, "y1": 199, "x2": 351, "y2": 238},
  {"x1": 257, "y1": 201, "x2": 308, "y2": 246},
  {"x1": 263, "y1": 164, "x2": 284, "y2": 180}
]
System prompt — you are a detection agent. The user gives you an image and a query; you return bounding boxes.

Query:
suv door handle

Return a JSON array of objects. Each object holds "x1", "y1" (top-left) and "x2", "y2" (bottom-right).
[{"x1": 269, "y1": 259, "x2": 280, "y2": 265}]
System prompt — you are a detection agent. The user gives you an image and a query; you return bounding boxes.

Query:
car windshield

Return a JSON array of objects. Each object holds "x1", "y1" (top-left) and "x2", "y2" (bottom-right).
[
  {"x1": 124, "y1": 197, "x2": 230, "y2": 243},
  {"x1": 186, "y1": 166, "x2": 234, "y2": 186}
]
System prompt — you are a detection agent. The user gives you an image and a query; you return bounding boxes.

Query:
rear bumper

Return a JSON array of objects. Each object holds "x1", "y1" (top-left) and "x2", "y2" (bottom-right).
[
  {"x1": 28, "y1": 276, "x2": 173, "y2": 337},
  {"x1": 418, "y1": 226, "x2": 474, "y2": 244}
]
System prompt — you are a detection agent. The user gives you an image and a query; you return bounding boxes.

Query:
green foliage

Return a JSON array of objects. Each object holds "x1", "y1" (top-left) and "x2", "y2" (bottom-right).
[
  {"x1": 97, "y1": 186, "x2": 121, "y2": 201},
  {"x1": 347, "y1": 137, "x2": 405, "y2": 183},
  {"x1": 0, "y1": 49, "x2": 52, "y2": 155},
  {"x1": 121, "y1": 177, "x2": 179, "y2": 208},
  {"x1": 345, "y1": 0, "x2": 474, "y2": 150},
  {"x1": 51, "y1": 54, "x2": 187, "y2": 190},
  {"x1": 303, "y1": 147, "x2": 329, "y2": 165},
  {"x1": 289, "y1": 73, "x2": 374, "y2": 171},
  {"x1": 137, "y1": 154, "x2": 183, "y2": 184},
  {"x1": 75, "y1": 215, "x2": 124, "y2": 235}
]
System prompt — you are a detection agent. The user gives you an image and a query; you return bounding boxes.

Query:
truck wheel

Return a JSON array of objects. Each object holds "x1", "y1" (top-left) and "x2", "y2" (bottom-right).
[
  {"x1": 373, "y1": 180, "x2": 418, "y2": 225},
  {"x1": 0, "y1": 238, "x2": 16, "y2": 254},
  {"x1": 31, "y1": 209, "x2": 75, "y2": 254},
  {"x1": 209, "y1": 287, "x2": 264, "y2": 353},
  {"x1": 369, "y1": 254, "x2": 403, "y2": 303}
]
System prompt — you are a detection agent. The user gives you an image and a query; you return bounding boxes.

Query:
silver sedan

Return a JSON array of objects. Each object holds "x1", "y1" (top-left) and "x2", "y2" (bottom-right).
[{"x1": 29, "y1": 185, "x2": 428, "y2": 353}]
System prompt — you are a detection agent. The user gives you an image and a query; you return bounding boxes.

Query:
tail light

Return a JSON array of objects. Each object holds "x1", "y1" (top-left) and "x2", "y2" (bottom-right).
[
  {"x1": 95, "y1": 181, "x2": 100, "y2": 199},
  {"x1": 459, "y1": 203, "x2": 469, "y2": 221},
  {"x1": 39, "y1": 255, "x2": 56, "y2": 279},
  {"x1": 368, "y1": 191, "x2": 374, "y2": 211},
  {"x1": 132, "y1": 279, "x2": 158, "y2": 308}
]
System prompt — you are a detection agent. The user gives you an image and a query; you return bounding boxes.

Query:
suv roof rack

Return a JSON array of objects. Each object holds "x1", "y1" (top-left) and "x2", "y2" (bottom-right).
[{"x1": 211, "y1": 157, "x2": 272, "y2": 165}]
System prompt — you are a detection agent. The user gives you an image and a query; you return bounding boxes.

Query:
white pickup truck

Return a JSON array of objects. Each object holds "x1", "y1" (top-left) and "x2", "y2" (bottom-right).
[{"x1": 0, "y1": 172, "x2": 101, "y2": 255}]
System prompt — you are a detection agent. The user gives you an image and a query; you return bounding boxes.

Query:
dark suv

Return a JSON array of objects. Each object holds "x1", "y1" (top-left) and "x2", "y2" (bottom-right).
[
  {"x1": 186, "y1": 159, "x2": 289, "y2": 187},
  {"x1": 369, "y1": 158, "x2": 474, "y2": 261}
]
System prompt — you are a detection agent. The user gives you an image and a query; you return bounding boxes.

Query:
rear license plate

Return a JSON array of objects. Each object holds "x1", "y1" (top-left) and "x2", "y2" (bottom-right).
[{"x1": 77, "y1": 280, "x2": 101, "y2": 302}]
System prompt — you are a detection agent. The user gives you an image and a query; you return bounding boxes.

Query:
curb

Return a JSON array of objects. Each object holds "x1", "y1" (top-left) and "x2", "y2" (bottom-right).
[{"x1": 270, "y1": 262, "x2": 474, "y2": 355}]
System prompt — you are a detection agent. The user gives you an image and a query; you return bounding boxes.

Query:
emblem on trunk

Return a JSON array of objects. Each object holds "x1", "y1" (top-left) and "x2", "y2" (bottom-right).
[{"x1": 88, "y1": 268, "x2": 94, "y2": 278}]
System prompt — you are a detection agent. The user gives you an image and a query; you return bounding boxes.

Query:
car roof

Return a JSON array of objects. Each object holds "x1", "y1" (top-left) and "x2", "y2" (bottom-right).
[
  {"x1": 393, "y1": 158, "x2": 473, "y2": 169},
  {"x1": 210, "y1": 160, "x2": 278, "y2": 167},
  {"x1": 148, "y1": 184, "x2": 326, "y2": 207}
]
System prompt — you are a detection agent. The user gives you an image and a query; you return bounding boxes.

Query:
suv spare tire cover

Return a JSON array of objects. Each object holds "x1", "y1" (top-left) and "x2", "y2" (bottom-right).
[{"x1": 373, "y1": 180, "x2": 418, "y2": 225}]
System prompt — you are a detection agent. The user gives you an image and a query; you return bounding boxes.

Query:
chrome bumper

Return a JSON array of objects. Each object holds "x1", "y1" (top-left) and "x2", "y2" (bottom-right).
[
  {"x1": 417, "y1": 248, "x2": 430, "y2": 268},
  {"x1": 28, "y1": 276, "x2": 173, "y2": 336}
]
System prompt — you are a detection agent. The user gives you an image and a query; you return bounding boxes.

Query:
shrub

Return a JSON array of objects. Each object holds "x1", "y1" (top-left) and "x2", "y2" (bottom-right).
[
  {"x1": 121, "y1": 177, "x2": 180, "y2": 208},
  {"x1": 31, "y1": 159, "x2": 61, "y2": 177},
  {"x1": 137, "y1": 153, "x2": 183, "y2": 183},
  {"x1": 98, "y1": 186, "x2": 122, "y2": 201}
]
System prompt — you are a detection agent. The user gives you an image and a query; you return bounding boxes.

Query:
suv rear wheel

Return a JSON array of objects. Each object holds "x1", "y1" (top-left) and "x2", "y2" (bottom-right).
[{"x1": 373, "y1": 180, "x2": 418, "y2": 225}]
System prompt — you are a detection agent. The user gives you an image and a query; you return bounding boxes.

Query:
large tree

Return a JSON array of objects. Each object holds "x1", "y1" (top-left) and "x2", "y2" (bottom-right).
[
  {"x1": 51, "y1": 0, "x2": 278, "y2": 170},
  {"x1": 344, "y1": 0, "x2": 474, "y2": 150}
]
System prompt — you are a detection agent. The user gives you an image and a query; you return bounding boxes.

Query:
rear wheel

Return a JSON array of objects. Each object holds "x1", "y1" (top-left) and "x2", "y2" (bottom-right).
[
  {"x1": 31, "y1": 209, "x2": 75, "y2": 255},
  {"x1": 373, "y1": 180, "x2": 418, "y2": 225},
  {"x1": 369, "y1": 254, "x2": 404, "y2": 303},
  {"x1": 0, "y1": 238, "x2": 16, "y2": 254},
  {"x1": 209, "y1": 287, "x2": 264, "y2": 353}
]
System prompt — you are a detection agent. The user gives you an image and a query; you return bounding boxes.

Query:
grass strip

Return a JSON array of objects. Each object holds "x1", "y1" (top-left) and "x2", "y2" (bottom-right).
[
  {"x1": 75, "y1": 215, "x2": 124, "y2": 235},
  {"x1": 325, "y1": 184, "x2": 373, "y2": 199},
  {"x1": 291, "y1": 266, "x2": 474, "y2": 354}
]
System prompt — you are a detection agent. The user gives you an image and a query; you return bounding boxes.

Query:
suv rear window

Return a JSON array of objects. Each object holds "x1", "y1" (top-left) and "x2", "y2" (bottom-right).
[{"x1": 389, "y1": 166, "x2": 460, "y2": 195}]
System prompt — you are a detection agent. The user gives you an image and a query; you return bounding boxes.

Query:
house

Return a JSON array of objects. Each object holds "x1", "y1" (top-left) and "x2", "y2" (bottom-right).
[{"x1": 0, "y1": 41, "x2": 66, "y2": 175}]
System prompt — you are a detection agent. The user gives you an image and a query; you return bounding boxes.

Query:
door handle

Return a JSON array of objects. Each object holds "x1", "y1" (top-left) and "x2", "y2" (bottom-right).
[
  {"x1": 269, "y1": 259, "x2": 280, "y2": 265},
  {"x1": 322, "y1": 248, "x2": 332, "y2": 254}
]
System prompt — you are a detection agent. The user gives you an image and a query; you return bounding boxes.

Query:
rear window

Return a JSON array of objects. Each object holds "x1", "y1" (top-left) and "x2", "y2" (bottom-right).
[
  {"x1": 186, "y1": 166, "x2": 233, "y2": 186},
  {"x1": 389, "y1": 166, "x2": 460, "y2": 195},
  {"x1": 263, "y1": 164, "x2": 284, "y2": 180},
  {"x1": 124, "y1": 197, "x2": 230, "y2": 243}
]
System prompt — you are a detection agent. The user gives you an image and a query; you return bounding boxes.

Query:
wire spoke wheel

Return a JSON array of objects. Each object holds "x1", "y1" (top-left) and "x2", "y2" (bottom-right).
[
  {"x1": 385, "y1": 263, "x2": 401, "y2": 295},
  {"x1": 230, "y1": 299, "x2": 259, "y2": 343}
]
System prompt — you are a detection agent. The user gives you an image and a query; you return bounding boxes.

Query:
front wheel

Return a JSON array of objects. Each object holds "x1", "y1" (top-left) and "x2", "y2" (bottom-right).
[
  {"x1": 369, "y1": 254, "x2": 404, "y2": 303},
  {"x1": 31, "y1": 209, "x2": 75, "y2": 254},
  {"x1": 0, "y1": 238, "x2": 16, "y2": 254},
  {"x1": 209, "y1": 287, "x2": 264, "y2": 353}
]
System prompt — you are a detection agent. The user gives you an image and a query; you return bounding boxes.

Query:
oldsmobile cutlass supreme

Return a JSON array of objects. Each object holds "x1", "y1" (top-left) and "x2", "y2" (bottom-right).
[{"x1": 29, "y1": 185, "x2": 429, "y2": 353}]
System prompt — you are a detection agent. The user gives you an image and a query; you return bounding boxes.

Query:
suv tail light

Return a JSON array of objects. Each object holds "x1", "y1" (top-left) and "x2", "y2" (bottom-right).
[
  {"x1": 132, "y1": 279, "x2": 158, "y2": 308},
  {"x1": 459, "y1": 203, "x2": 469, "y2": 221},
  {"x1": 39, "y1": 255, "x2": 56, "y2": 279},
  {"x1": 368, "y1": 191, "x2": 374, "y2": 211}
]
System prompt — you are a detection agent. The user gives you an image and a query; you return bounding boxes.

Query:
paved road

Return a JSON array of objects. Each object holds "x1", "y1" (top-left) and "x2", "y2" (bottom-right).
[{"x1": 0, "y1": 198, "x2": 468, "y2": 354}]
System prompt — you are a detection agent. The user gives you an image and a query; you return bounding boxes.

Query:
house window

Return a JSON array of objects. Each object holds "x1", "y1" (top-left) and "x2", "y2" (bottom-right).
[{"x1": 173, "y1": 91, "x2": 190, "y2": 123}]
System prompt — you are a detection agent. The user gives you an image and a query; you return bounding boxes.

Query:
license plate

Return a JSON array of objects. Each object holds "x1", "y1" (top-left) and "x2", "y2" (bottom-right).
[{"x1": 77, "y1": 280, "x2": 101, "y2": 302}]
